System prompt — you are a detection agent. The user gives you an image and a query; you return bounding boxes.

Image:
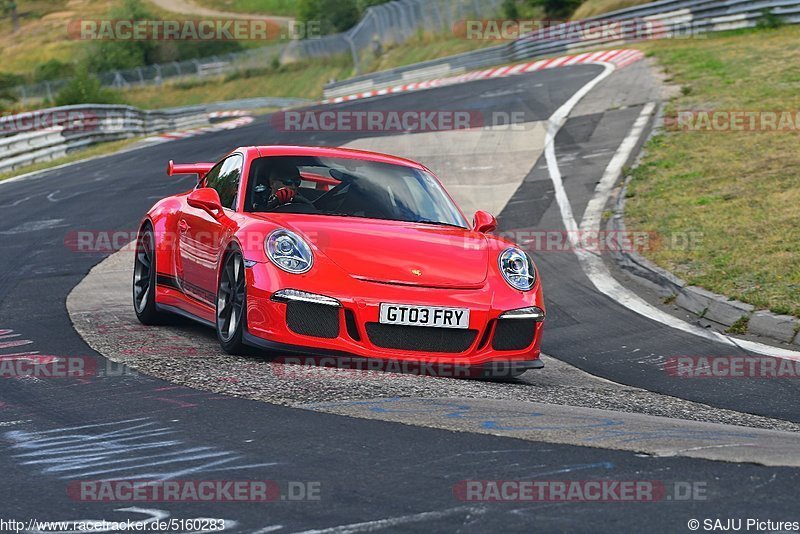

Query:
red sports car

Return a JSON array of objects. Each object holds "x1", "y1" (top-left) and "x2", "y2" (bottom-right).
[{"x1": 133, "y1": 146, "x2": 545, "y2": 378}]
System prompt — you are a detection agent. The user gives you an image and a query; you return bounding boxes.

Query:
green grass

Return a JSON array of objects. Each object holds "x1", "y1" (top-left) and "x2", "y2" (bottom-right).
[
  {"x1": 572, "y1": 0, "x2": 653, "y2": 19},
  {"x1": 192, "y1": 0, "x2": 297, "y2": 16},
  {"x1": 0, "y1": 137, "x2": 143, "y2": 182},
  {"x1": 727, "y1": 316, "x2": 750, "y2": 335},
  {"x1": 123, "y1": 57, "x2": 352, "y2": 107},
  {"x1": 7, "y1": 28, "x2": 498, "y2": 178},
  {"x1": 121, "y1": 34, "x2": 497, "y2": 108},
  {"x1": 626, "y1": 25, "x2": 800, "y2": 318},
  {"x1": 363, "y1": 35, "x2": 499, "y2": 73}
]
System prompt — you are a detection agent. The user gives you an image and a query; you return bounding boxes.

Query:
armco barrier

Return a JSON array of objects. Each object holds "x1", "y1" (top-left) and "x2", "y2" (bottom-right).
[
  {"x1": 0, "y1": 104, "x2": 209, "y2": 173},
  {"x1": 0, "y1": 96, "x2": 313, "y2": 174},
  {"x1": 324, "y1": 0, "x2": 800, "y2": 98},
  {"x1": 11, "y1": 0, "x2": 502, "y2": 103}
]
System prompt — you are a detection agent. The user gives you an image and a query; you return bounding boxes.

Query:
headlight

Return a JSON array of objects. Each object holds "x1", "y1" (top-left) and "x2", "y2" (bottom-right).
[
  {"x1": 265, "y1": 229, "x2": 313, "y2": 274},
  {"x1": 498, "y1": 247, "x2": 535, "y2": 291}
]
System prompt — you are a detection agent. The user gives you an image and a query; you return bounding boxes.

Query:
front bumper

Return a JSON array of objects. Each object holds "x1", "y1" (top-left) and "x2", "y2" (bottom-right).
[{"x1": 243, "y1": 261, "x2": 545, "y2": 368}]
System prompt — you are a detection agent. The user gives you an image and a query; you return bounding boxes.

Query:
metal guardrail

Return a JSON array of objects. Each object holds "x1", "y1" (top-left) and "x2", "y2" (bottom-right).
[
  {"x1": 323, "y1": 44, "x2": 510, "y2": 98},
  {"x1": 0, "y1": 96, "x2": 312, "y2": 174},
  {"x1": 12, "y1": 45, "x2": 287, "y2": 103},
  {"x1": 282, "y1": 0, "x2": 502, "y2": 74},
  {"x1": 0, "y1": 104, "x2": 210, "y2": 173},
  {"x1": 511, "y1": 0, "x2": 800, "y2": 61},
  {"x1": 204, "y1": 97, "x2": 311, "y2": 111},
  {"x1": 10, "y1": 0, "x2": 502, "y2": 104},
  {"x1": 324, "y1": 0, "x2": 800, "y2": 98}
]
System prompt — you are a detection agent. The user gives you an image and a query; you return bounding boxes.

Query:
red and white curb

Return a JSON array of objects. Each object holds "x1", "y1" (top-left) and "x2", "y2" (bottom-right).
[
  {"x1": 321, "y1": 49, "x2": 645, "y2": 105},
  {"x1": 139, "y1": 49, "x2": 644, "y2": 143},
  {"x1": 209, "y1": 110, "x2": 251, "y2": 119},
  {"x1": 145, "y1": 115, "x2": 254, "y2": 143}
]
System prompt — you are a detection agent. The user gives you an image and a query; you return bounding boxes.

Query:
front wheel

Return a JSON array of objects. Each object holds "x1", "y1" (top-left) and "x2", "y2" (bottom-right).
[
  {"x1": 216, "y1": 250, "x2": 248, "y2": 354},
  {"x1": 133, "y1": 225, "x2": 166, "y2": 325}
]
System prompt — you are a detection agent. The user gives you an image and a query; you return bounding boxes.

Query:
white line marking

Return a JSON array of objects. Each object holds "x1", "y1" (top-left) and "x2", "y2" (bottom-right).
[
  {"x1": 542, "y1": 68, "x2": 800, "y2": 360},
  {"x1": 292, "y1": 506, "x2": 486, "y2": 534},
  {"x1": 1, "y1": 195, "x2": 34, "y2": 207}
]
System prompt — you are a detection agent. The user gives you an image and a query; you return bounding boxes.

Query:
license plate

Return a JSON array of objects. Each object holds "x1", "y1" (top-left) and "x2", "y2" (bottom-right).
[{"x1": 379, "y1": 303, "x2": 470, "y2": 329}]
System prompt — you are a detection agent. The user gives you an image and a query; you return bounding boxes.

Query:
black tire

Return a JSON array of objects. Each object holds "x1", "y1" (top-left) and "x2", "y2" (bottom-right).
[
  {"x1": 133, "y1": 225, "x2": 165, "y2": 325},
  {"x1": 216, "y1": 249, "x2": 248, "y2": 354}
]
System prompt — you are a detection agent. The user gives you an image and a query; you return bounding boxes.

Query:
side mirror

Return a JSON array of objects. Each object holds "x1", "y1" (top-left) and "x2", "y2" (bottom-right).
[
  {"x1": 187, "y1": 188, "x2": 224, "y2": 219},
  {"x1": 473, "y1": 210, "x2": 497, "y2": 233}
]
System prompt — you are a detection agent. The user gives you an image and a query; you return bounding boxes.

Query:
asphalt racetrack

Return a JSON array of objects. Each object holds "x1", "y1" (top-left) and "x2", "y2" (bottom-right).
[{"x1": 1, "y1": 59, "x2": 799, "y2": 532}]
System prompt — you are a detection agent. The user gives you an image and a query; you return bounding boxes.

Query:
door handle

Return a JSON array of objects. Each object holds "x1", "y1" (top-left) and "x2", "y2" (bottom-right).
[{"x1": 178, "y1": 219, "x2": 189, "y2": 233}]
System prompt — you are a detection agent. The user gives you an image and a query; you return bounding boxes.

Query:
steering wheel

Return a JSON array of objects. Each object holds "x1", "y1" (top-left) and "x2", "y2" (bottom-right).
[{"x1": 311, "y1": 180, "x2": 356, "y2": 211}]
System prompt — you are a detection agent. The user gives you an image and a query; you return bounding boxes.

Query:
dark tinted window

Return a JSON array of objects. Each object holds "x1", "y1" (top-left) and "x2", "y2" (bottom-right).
[
  {"x1": 201, "y1": 162, "x2": 223, "y2": 189},
  {"x1": 206, "y1": 154, "x2": 243, "y2": 209},
  {"x1": 247, "y1": 156, "x2": 467, "y2": 228}
]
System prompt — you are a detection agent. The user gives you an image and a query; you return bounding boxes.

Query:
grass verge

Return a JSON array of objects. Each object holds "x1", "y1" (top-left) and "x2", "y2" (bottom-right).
[
  {"x1": 626, "y1": 25, "x2": 800, "y2": 318},
  {"x1": 572, "y1": 0, "x2": 653, "y2": 19},
  {"x1": 121, "y1": 34, "x2": 496, "y2": 108},
  {"x1": 123, "y1": 57, "x2": 352, "y2": 108}
]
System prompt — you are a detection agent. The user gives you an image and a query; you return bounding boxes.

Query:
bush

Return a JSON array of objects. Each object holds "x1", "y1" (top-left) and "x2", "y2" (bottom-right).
[
  {"x1": 54, "y1": 67, "x2": 123, "y2": 106},
  {"x1": 297, "y1": 0, "x2": 392, "y2": 36},
  {"x1": 297, "y1": 0, "x2": 358, "y2": 35},
  {"x1": 757, "y1": 9, "x2": 784, "y2": 30},
  {"x1": 502, "y1": 0, "x2": 520, "y2": 19},
  {"x1": 0, "y1": 72, "x2": 23, "y2": 106},
  {"x1": 34, "y1": 59, "x2": 74, "y2": 82},
  {"x1": 538, "y1": 0, "x2": 582, "y2": 19},
  {"x1": 84, "y1": 0, "x2": 157, "y2": 72},
  {"x1": 0, "y1": 71, "x2": 24, "y2": 89},
  {"x1": 83, "y1": 0, "x2": 246, "y2": 71}
]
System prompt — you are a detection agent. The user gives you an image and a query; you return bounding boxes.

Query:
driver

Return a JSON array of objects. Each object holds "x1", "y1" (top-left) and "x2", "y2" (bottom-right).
[{"x1": 258, "y1": 160, "x2": 312, "y2": 210}]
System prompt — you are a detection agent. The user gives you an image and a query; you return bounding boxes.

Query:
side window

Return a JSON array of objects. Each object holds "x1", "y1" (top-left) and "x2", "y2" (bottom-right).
[
  {"x1": 201, "y1": 162, "x2": 224, "y2": 190},
  {"x1": 206, "y1": 155, "x2": 243, "y2": 210}
]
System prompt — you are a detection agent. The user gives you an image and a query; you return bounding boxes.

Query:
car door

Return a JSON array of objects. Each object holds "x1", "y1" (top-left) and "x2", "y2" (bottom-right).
[{"x1": 178, "y1": 154, "x2": 243, "y2": 304}]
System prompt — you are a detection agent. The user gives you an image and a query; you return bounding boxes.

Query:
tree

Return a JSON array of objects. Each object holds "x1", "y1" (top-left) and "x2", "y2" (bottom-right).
[
  {"x1": 297, "y1": 0, "x2": 391, "y2": 36},
  {"x1": 536, "y1": 0, "x2": 582, "y2": 19},
  {"x1": 34, "y1": 60, "x2": 74, "y2": 82},
  {"x1": 503, "y1": 0, "x2": 520, "y2": 19},
  {"x1": 297, "y1": 0, "x2": 359, "y2": 35},
  {"x1": 3, "y1": 1, "x2": 19, "y2": 33},
  {"x1": 0, "y1": 71, "x2": 22, "y2": 109},
  {"x1": 84, "y1": 0, "x2": 157, "y2": 72},
  {"x1": 54, "y1": 65, "x2": 122, "y2": 106}
]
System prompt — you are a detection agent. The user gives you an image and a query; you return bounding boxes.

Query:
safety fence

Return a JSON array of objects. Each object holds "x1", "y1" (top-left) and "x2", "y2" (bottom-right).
[
  {"x1": 10, "y1": 0, "x2": 502, "y2": 103},
  {"x1": 324, "y1": 0, "x2": 800, "y2": 98}
]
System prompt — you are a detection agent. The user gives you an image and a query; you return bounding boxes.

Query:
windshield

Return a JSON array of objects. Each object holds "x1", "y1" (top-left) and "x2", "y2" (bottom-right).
[{"x1": 245, "y1": 155, "x2": 468, "y2": 228}]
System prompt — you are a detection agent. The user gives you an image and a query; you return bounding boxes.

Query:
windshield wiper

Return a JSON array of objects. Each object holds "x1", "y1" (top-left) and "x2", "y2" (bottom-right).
[{"x1": 410, "y1": 219, "x2": 467, "y2": 229}]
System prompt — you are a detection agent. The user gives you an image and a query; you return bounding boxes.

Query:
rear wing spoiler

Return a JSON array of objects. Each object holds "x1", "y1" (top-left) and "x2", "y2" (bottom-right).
[
  {"x1": 299, "y1": 170, "x2": 340, "y2": 190},
  {"x1": 167, "y1": 160, "x2": 215, "y2": 179}
]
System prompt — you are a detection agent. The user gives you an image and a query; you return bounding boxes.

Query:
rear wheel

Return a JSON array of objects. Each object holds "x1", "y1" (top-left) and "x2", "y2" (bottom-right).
[
  {"x1": 216, "y1": 250, "x2": 247, "y2": 354},
  {"x1": 133, "y1": 225, "x2": 165, "y2": 325}
]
